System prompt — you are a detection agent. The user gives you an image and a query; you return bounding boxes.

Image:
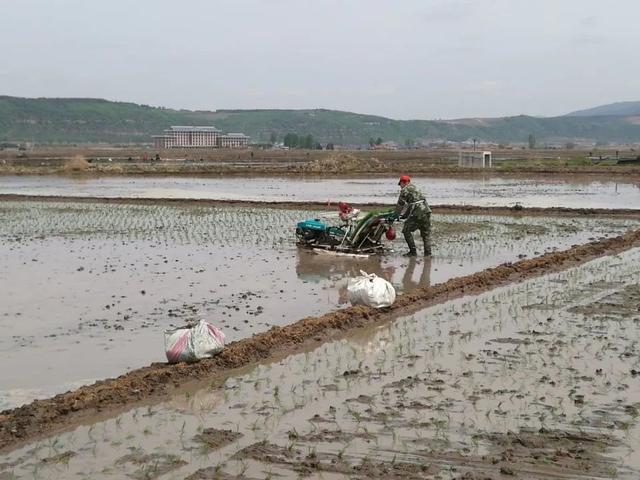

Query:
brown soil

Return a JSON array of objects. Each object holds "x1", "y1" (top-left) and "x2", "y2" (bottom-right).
[
  {"x1": 2, "y1": 228, "x2": 640, "y2": 453},
  {"x1": 291, "y1": 428, "x2": 374, "y2": 443},
  {"x1": 39, "y1": 450, "x2": 76, "y2": 465},
  {"x1": 61, "y1": 155, "x2": 90, "y2": 173},
  {"x1": 3, "y1": 146, "x2": 640, "y2": 177},
  {"x1": 193, "y1": 428, "x2": 243, "y2": 451},
  {"x1": 221, "y1": 427, "x2": 619, "y2": 479},
  {"x1": 467, "y1": 429, "x2": 619, "y2": 479},
  {"x1": 185, "y1": 470, "x2": 258, "y2": 480},
  {"x1": 231, "y1": 440, "x2": 439, "y2": 478},
  {"x1": 301, "y1": 152, "x2": 385, "y2": 173},
  {"x1": 2, "y1": 193, "x2": 640, "y2": 219},
  {"x1": 115, "y1": 451, "x2": 187, "y2": 480},
  {"x1": 569, "y1": 283, "x2": 640, "y2": 318},
  {"x1": 447, "y1": 429, "x2": 620, "y2": 479}
]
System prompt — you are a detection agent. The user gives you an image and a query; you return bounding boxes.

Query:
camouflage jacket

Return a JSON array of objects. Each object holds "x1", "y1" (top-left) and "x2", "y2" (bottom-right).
[{"x1": 395, "y1": 183, "x2": 431, "y2": 218}]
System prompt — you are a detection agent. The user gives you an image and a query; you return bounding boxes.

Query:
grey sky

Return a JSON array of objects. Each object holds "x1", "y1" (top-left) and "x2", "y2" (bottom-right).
[{"x1": 1, "y1": 0, "x2": 638, "y2": 119}]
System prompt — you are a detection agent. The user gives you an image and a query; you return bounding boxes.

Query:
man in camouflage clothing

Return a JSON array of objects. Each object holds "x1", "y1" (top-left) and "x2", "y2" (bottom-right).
[{"x1": 394, "y1": 175, "x2": 432, "y2": 257}]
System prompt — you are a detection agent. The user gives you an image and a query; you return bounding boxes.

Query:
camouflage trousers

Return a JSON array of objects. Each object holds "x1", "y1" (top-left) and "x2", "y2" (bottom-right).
[{"x1": 402, "y1": 213, "x2": 432, "y2": 255}]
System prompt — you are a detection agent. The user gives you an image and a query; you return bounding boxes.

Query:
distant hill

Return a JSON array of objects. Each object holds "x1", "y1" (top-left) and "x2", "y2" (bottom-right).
[
  {"x1": 1, "y1": 96, "x2": 640, "y2": 145},
  {"x1": 566, "y1": 101, "x2": 640, "y2": 117}
]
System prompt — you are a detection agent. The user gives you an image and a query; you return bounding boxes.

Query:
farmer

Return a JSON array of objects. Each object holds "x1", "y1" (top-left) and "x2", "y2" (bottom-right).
[{"x1": 394, "y1": 175, "x2": 432, "y2": 257}]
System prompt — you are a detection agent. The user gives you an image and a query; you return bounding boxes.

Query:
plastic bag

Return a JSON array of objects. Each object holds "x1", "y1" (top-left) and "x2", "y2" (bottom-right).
[
  {"x1": 347, "y1": 270, "x2": 396, "y2": 308},
  {"x1": 164, "y1": 319, "x2": 226, "y2": 363}
]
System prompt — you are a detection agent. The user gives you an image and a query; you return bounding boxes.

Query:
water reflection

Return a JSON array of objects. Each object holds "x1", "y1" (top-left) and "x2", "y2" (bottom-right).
[
  {"x1": 295, "y1": 249, "x2": 386, "y2": 283},
  {"x1": 2, "y1": 174, "x2": 640, "y2": 209},
  {"x1": 295, "y1": 249, "x2": 432, "y2": 304},
  {"x1": 402, "y1": 257, "x2": 432, "y2": 291}
]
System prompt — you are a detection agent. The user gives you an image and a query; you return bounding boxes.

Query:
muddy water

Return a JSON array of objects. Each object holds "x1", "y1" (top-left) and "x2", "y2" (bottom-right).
[
  {"x1": 3, "y1": 249, "x2": 640, "y2": 479},
  {"x1": 1, "y1": 201, "x2": 638, "y2": 409},
  {"x1": 1, "y1": 174, "x2": 640, "y2": 208}
]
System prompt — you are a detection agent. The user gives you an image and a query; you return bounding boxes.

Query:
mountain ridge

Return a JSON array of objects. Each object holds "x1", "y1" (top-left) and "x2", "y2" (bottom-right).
[
  {"x1": 1, "y1": 96, "x2": 639, "y2": 145},
  {"x1": 566, "y1": 101, "x2": 640, "y2": 117}
]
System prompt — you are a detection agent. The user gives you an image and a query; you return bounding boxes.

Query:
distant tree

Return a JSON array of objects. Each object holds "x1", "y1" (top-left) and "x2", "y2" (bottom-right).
[
  {"x1": 369, "y1": 137, "x2": 376, "y2": 147},
  {"x1": 269, "y1": 132, "x2": 277, "y2": 144},
  {"x1": 283, "y1": 133, "x2": 320, "y2": 149},
  {"x1": 375, "y1": 137, "x2": 383, "y2": 145},
  {"x1": 283, "y1": 133, "x2": 299, "y2": 148},
  {"x1": 326, "y1": 142, "x2": 335, "y2": 150},
  {"x1": 302, "y1": 134, "x2": 314, "y2": 149},
  {"x1": 404, "y1": 138, "x2": 414, "y2": 148},
  {"x1": 314, "y1": 142, "x2": 323, "y2": 150},
  {"x1": 564, "y1": 141, "x2": 575, "y2": 149},
  {"x1": 528, "y1": 133, "x2": 536, "y2": 149}
]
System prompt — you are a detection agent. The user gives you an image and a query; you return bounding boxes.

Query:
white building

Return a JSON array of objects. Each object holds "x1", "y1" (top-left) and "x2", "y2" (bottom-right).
[
  {"x1": 458, "y1": 151, "x2": 492, "y2": 168},
  {"x1": 153, "y1": 126, "x2": 249, "y2": 149},
  {"x1": 219, "y1": 133, "x2": 250, "y2": 148}
]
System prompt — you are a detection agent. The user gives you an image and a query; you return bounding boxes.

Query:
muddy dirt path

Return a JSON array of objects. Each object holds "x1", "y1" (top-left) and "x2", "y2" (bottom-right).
[
  {"x1": 2, "y1": 227, "x2": 640, "y2": 453},
  {"x1": 3, "y1": 247, "x2": 640, "y2": 478}
]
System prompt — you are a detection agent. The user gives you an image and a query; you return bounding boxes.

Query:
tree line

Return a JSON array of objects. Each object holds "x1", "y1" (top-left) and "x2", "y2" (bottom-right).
[
  {"x1": 276, "y1": 132, "x2": 386, "y2": 149},
  {"x1": 278, "y1": 133, "x2": 334, "y2": 149}
]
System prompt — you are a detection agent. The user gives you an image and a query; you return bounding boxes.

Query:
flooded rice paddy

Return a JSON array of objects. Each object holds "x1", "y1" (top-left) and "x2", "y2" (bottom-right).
[
  {"x1": 1, "y1": 202, "x2": 638, "y2": 409},
  {"x1": 3, "y1": 247, "x2": 640, "y2": 479},
  {"x1": 1, "y1": 174, "x2": 640, "y2": 209}
]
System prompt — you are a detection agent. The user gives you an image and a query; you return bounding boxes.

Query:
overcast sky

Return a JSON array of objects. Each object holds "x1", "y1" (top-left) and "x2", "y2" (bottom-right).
[{"x1": 1, "y1": 0, "x2": 638, "y2": 119}]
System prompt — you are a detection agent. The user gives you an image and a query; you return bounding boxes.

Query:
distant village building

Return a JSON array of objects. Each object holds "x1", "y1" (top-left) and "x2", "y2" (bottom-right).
[
  {"x1": 219, "y1": 133, "x2": 251, "y2": 148},
  {"x1": 153, "y1": 126, "x2": 249, "y2": 148},
  {"x1": 458, "y1": 151, "x2": 492, "y2": 168}
]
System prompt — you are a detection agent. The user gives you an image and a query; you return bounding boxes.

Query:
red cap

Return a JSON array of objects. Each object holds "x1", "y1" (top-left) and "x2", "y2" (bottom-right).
[{"x1": 398, "y1": 175, "x2": 410, "y2": 185}]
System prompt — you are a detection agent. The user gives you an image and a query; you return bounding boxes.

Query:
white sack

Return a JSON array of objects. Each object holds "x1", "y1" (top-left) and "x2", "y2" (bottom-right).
[
  {"x1": 164, "y1": 319, "x2": 226, "y2": 363},
  {"x1": 347, "y1": 270, "x2": 396, "y2": 308}
]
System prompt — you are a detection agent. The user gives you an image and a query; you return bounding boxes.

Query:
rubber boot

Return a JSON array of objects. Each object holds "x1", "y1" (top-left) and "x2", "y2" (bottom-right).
[
  {"x1": 403, "y1": 230, "x2": 417, "y2": 257},
  {"x1": 423, "y1": 237, "x2": 432, "y2": 256},
  {"x1": 421, "y1": 223, "x2": 432, "y2": 257}
]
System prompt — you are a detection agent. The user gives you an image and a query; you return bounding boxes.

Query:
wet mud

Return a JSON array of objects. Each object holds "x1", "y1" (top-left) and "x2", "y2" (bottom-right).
[
  {"x1": 231, "y1": 441, "x2": 439, "y2": 478},
  {"x1": 115, "y1": 451, "x2": 187, "y2": 479},
  {"x1": 3, "y1": 247, "x2": 640, "y2": 479},
  {"x1": 193, "y1": 429, "x2": 243, "y2": 452},
  {"x1": 3, "y1": 200, "x2": 635, "y2": 409},
  {"x1": 224, "y1": 428, "x2": 620, "y2": 480},
  {"x1": 2, "y1": 226, "x2": 640, "y2": 453}
]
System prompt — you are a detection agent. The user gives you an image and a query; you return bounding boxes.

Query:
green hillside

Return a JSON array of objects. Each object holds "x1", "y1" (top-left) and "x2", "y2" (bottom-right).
[
  {"x1": 1, "y1": 96, "x2": 640, "y2": 145},
  {"x1": 0, "y1": 97, "x2": 214, "y2": 143}
]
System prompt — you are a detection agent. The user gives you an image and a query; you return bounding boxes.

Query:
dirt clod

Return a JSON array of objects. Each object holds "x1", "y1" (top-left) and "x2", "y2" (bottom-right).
[{"x1": 193, "y1": 428, "x2": 243, "y2": 450}]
